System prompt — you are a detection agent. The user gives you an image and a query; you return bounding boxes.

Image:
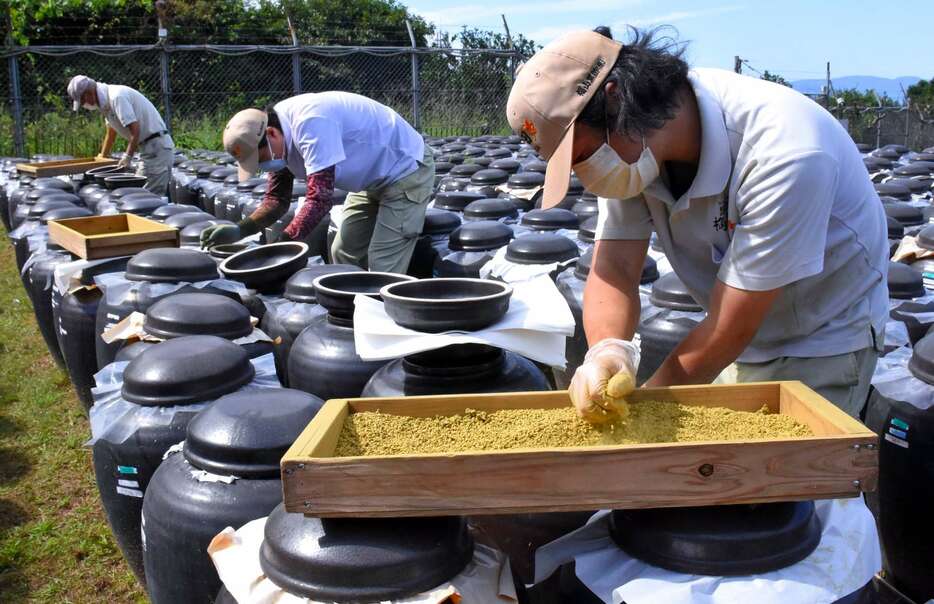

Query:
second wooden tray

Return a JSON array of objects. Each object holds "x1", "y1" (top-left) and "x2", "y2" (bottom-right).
[
  {"x1": 281, "y1": 382, "x2": 878, "y2": 517},
  {"x1": 48, "y1": 214, "x2": 179, "y2": 259}
]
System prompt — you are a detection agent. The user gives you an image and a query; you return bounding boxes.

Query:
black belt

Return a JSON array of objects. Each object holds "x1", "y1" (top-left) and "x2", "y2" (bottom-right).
[{"x1": 142, "y1": 130, "x2": 168, "y2": 144}]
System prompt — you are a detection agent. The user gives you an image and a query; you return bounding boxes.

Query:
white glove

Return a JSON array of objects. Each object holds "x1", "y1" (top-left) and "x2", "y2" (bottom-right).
[
  {"x1": 569, "y1": 338, "x2": 640, "y2": 423},
  {"x1": 116, "y1": 156, "x2": 131, "y2": 169}
]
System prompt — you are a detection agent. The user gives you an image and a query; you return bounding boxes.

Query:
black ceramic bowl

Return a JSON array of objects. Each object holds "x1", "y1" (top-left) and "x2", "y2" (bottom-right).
[
  {"x1": 104, "y1": 174, "x2": 148, "y2": 190},
  {"x1": 380, "y1": 278, "x2": 512, "y2": 333},
  {"x1": 208, "y1": 243, "x2": 252, "y2": 260},
  {"x1": 313, "y1": 272, "x2": 415, "y2": 320},
  {"x1": 87, "y1": 165, "x2": 124, "y2": 186},
  {"x1": 219, "y1": 241, "x2": 310, "y2": 292}
]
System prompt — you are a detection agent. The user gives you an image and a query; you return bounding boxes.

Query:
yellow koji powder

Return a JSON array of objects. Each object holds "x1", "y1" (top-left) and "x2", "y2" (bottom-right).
[{"x1": 333, "y1": 401, "x2": 813, "y2": 457}]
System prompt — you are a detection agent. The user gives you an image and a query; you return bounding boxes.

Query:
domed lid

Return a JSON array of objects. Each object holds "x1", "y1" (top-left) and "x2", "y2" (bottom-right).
[
  {"x1": 894, "y1": 163, "x2": 934, "y2": 177},
  {"x1": 650, "y1": 272, "x2": 703, "y2": 312},
  {"x1": 124, "y1": 248, "x2": 219, "y2": 283},
  {"x1": 433, "y1": 191, "x2": 485, "y2": 212},
  {"x1": 469, "y1": 168, "x2": 509, "y2": 186},
  {"x1": 888, "y1": 176, "x2": 930, "y2": 194},
  {"x1": 77, "y1": 255, "x2": 132, "y2": 286},
  {"x1": 472, "y1": 157, "x2": 494, "y2": 167},
  {"x1": 284, "y1": 264, "x2": 363, "y2": 303},
  {"x1": 864, "y1": 156, "x2": 893, "y2": 170},
  {"x1": 108, "y1": 184, "x2": 149, "y2": 198},
  {"x1": 223, "y1": 173, "x2": 241, "y2": 186},
  {"x1": 185, "y1": 160, "x2": 213, "y2": 175},
  {"x1": 571, "y1": 199, "x2": 599, "y2": 220},
  {"x1": 520, "y1": 208, "x2": 580, "y2": 231},
  {"x1": 151, "y1": 204, "x2": 201, "y2": 220},
  {"x1": 440, "y1": 153, "x2": 464, "y2": 165},
  {"x1": 918, "y1": 224, "x2": 934, "y2": 251},
  {"x1": 237, "y1": 177, "x2": 266, "y2": 192},
  {"x1": 887, "y1": 215, "x2": 904, "y2": 239},
  {"x1": 882, "y1": 143, "x2": 910, "y2": 154},
  {"x1": 508, "y1": 171, "x2": 545, "y2": 188},
  {"x1": 872, "y1": 148, "x2": 901, "y2": 159},
  {"x1": 641, "y1": 256, "x2": 660, "y2": 284},
  {"x1": 888, "y1": 262, "x2": 924, "y2": 299},
  {"x1": 884, "y1": 202, "x2": 924, "y2": 227},
  {"x1": 259, "y1": 507, "x2": 473, "y2": 602},
  {"x1": 461, "y1": 146, "x2": 485, "y2": 157},
  {"x1": 441, "y1": 142, "x2": 467, "y2": 153},
  {"x1": 119, "y1": 195, "x2": 167, "y2": 215},
  {"x1": 434, "y1": 161, "x2": 454, "y2": 175},
  {"x1": 489, "y1": 158, "x2": 520, "y2": 174},
  {"x1": 144, "y1": 292, "x2": 252, "y2": 340},
  {"x1": 33, "y1": 177, "x2": 74, "y2": 191},
  {"x1": 313, "y1": 272, "x2": 415, "y2": 319},
  {"x1": 521, "y1": 159, "x2": 547, "y2": 174},
  {"x1": 180, "y1": 219, "x2": 233, "y2": 247},
  {"x1": 27, "y1": 198, "x2": 75, "y2": 218},
  {"x1": 251, "y1": 184, "x2": 267, "y2": 198},
  {"x1": 463, "y1": 198, "x2": 518, "y2": 221},
  {"x1": 422, "y1": 208, "x2": 462, "y2": 235},
  {"x1": 578, "y1": 216, "x2": 597, "y2": 243},
  {"x1": 567, "y1": 175, "x2": 584, "y2": 195},
  {"x1": 121, "y1": 336, "x2": 254, "y2": 406},
  {"x1": 196, "y1": 164, "x2": 217, "y2": 178},
  {"x1": 164, "y1": 211, "x2": 214, "y2": 229},
  {"x1": 40, "y1": 206, "x2": 93, "y2": 224},
  {"x1": 505, "y1": 232, "x2": 580, "y2": 265},
  {"x1": 874, "y1": 181, "x2": 911, "y2": 199},
  {"x1": 449, "y1": 163, "x2": 482, "y2": 178},
  {"x1": 183, "y1": 388, "x2": 323, "y2": 477},
  {"x1": 291, "y1": 181, "x2": 307, "y2": 200},
  {"x1": 448, "y1": 221, "x2": 514, "y2": 251},
  {"x1": 855, "y1": 143, "x2": 872, "y2": 153},
  {"x1": 31, "y1": 190, "x2": 80, "y2": 204},
  {"x1": 209, "y1": 166, "x2": 239, "y2": 182},
  {"x1": 909, "y1": 329, "x2": 934, "y2": 384},
  {"x1": 484, "y1": 147, "x2": 512, "y2": 159}
]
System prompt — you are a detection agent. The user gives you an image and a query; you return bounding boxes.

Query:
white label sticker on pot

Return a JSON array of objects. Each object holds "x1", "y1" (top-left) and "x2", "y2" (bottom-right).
[
  {"x1": 117, "y1": 479, "x2": 139, "y2": 488},
  {"x1": 117, "y1": 465, "x2": 138, "y2": 475},
  {"x1": 107, "y1": 314, "x2": 120, "y2": 321},
  {"x1": 116, "y1": 486, "x2": 144, "y2": 498},
  {"x1": 884, "y1": 433, "x2": 909, "y2": 449}
]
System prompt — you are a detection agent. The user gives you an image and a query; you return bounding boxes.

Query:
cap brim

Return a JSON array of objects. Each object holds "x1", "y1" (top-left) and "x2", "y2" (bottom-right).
[
  {"x1": 235, "y1": 148, "x2": 259, "y2": 182},
  {"x1": 541, "y1": 123, "x2": 575, "y2": 209}
]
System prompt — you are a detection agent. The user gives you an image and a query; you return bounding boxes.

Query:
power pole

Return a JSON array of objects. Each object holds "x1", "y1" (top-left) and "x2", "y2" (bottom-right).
[
  {"x1": 287, "y1": 15, "x2": 301, "y2": 94},
  {"x1": 405, "y1": 20, "x2": 420, "y2": 131},
  {"x1": 825, "y1": 61, "x2": 831, "y2": 107},
  {"x1": 734, "y1": 56, "x2": 742, "y2": 74},
  {"x1": 502, "y1": 15, "x2": 516, "y2": 82}
]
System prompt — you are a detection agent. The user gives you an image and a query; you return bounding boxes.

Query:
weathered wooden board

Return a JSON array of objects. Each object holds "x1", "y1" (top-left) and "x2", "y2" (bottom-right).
[
  {"x1": 16, "y1": 157, "x2": 117, "y2": 177},
  {"x1": 48, "y1": 214, "x2": 178, "y2": 259},
  {"x1": 281, "y1": 382, "x2": 878, "y2": 517}
]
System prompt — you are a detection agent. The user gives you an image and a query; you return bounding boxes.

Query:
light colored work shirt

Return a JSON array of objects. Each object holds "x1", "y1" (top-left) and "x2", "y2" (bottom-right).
[
  {"x1": 595, "y1": 68, "x2": 888, "y2": 362},
  {"x1": 274, "y1": 92, "x2": 424, "y2": 192},
  {"x1": 97, "y1": 83, "x2": 173, "y2": 151}
]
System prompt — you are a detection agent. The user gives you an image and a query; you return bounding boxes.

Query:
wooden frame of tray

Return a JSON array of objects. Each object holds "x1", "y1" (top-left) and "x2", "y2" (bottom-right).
[
  {"x1": 281, "y1": 381, "x2": 878, "y2": 518},
  {"x1": 48, "y1": 214, "x2": 179, "y2": 260},
  {"x1": 15, "y1": 157, "x2": 117, "y2": 177}
]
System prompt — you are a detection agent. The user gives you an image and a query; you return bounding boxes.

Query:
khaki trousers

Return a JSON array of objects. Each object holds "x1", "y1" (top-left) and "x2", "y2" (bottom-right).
[
  {"x1": 136, "y1": 142, "x2": 175, "y2": 197},
  {"x1": 331, "y1": 149, "x2": 435, "y2": 273}
]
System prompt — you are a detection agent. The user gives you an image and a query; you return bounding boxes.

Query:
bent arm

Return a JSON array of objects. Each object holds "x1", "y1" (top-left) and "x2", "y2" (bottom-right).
[
  {"x1": 583, "y1": 238, "x2": 649, "y2": 345},
  {"x1": 238, "y1": 169, "x2": 294, "y2": 236},
  {"x1": 100, "y1": 126, "x2": 117, "y2": 157},
  {"x1": 282, "y1": 166, "x2": 336, "y2": 241}
]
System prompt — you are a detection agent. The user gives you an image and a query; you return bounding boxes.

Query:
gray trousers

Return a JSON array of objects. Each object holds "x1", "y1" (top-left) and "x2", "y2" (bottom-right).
[{"x1": 136, "y1": 141, "x2": 175, "y2": 198}]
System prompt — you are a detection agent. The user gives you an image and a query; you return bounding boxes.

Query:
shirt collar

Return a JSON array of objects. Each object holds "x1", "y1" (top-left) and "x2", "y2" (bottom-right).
[
  {"x1": 96, "y1": 83, "x2": 110, "y2": 113},
  {"x1": 650, "y1": 70, "x2": 732, "y2": 214},
  {"x1": 276, "y1": 102, "x2": 293, "y2": 163}
]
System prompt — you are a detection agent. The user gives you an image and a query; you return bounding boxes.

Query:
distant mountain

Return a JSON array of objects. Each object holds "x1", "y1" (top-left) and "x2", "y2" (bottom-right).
[{"x1": 791, "y1": 76, "x2": 922, "y2": 102}]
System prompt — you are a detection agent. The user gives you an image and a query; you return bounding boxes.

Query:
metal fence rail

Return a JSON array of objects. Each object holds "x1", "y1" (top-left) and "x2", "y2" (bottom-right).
[{"x1": 1, "y1": 43, "x2": 522, "y2": 157}]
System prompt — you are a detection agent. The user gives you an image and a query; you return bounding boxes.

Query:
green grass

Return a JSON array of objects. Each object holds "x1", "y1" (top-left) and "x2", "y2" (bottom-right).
[{"x1": 0, "y1": 242, "x2": 145, "y2": 602}]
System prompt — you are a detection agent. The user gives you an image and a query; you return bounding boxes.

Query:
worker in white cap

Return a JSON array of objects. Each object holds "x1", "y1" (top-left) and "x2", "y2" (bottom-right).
[
  {"x1": 507, "y1": 27, "x2": 887, "y2": 421},
  {"x1": 67, "y1": 75, "x2": 174, "y2": 196},
  {"x1": 201, "y1": 92, "x2": 434, "y2": 273}
]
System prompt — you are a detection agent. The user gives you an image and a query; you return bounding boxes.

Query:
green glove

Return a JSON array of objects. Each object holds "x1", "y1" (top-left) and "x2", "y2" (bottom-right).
[{"x1": 200, "y1": 224, "x2": 242, "y2": 248}]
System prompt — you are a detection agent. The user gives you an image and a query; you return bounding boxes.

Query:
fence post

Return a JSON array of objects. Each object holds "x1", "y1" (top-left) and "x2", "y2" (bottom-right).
[
  {"x1": 405, "y1": 20, "x2": 420, "y2": 130},
  {"x1": 156, "y1": 8, "x2": 172, "y2": 134},
  {"x1": 7, "y1": 51, "x2": 25, "y2": 157},
  {"x1": 287, "y1": 16, "x2": 301, "y2": 94},
  {"x1": 905, "y1": 99, "x2": 911, "y2": 148}
]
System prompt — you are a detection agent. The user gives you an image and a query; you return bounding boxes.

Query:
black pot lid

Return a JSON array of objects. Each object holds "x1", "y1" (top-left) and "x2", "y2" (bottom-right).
[
  {"x1": 124, "y1": 248, "x2": 220, "y2": 283},
  {"x1": 422, "y1": 208, "x2": 462, "y2": 235},
  {"x1": 196, "y1": 164, "x2": 218, "y2": 178},
  {"x1": 121, "y1": 336, "x2": 254, "y2": 406},
  {"x1": 119, "y1": 195, "x2": 167, "y2": 215},
  {"x1": 434, "y1": 161, "x2": 454, "y2": 175},
  {"x1": 292, "y1": 181, "x2": 307, "y2": 199},
  {"x1": 874, "y1": 181, "x2": 911, "y2": 200},
  {"x1": 144, "y1": 292, "x2": 252, "y2": 340},
  {"x1": 884, "y1": 202, "x2": 924, "y2": 227},
  {"x1": 650, "y1": 272, "x2": 703, "y2": 312},
  {"x1": 259, "y1": 506, "x2": 473, "y2": 602},
  {"x1": 251, "y1": 183, "x2": 267, "y2": 198},
  {"x1": 520, "y1": 208, "x2": 580, "y2": 231},
  {"x1": 887, "y1": 215, "x2": 904, "y2": 239},
  {"x1": 889, "y1": 176, "x2": 931, "y2": 194},
  {"x1": 40, "y1": 206, "x2": 92, "y2": 224},
  {"x1": 909, "y1": 332, "x2": 934, "y2": 385},
  {"x1": 888, "y1": 262, "x2": 924, "y2": 299},
  {"x1": 461, "y1": 147, "x2": 484, "y2": 157},
  {"x1": 442, "y1": 142, "x2": 467, "y2": 153},
  {"x1": 183, "y1": 388, "x2": 323, "y2": 477},
  {"x1": 882, "y1": 143, "x2": 910, "y2": 154},
  {"x1": 27, "y1": 199, "x2": 76, "y2": 218},
  {"x1": 894, "y1": 164, "x2": 934, "y2": 177},
  {"x1": 484, "y1": 148, "x2": 512, "y2": 159},
  {"x1": 448, "y1": 221, "x2": 514, "y2": 251},
  {"x1": 609, "y1": 502, "x2": 821, "y2": 576},
  {"x1": 180, "y1": 219, "x2": 234, "y2": 247},
  {"x1": 864, "y1": 157, "x2": 893, "y2": 170},
  {"x1": 433, "y1": 191, "x2": 485, "y2": 212},
  {"x1": 449, "y1": 163, "x2": 482, "y2": 178},
  {"x1": 32, "y1": 190, "x2": 80, "y2": 204},
  {"x1": 872, "y1": 148, "x2": 902, "y2": 159},
  {"x1": 572, "y1": 199, "x2": 599, "y2": 220},
  {"x1": 284, "y1": 264, "x2": 363, "y2": 303},
  {"x1": 505, "y1": 232, "x2": 580, "y2": 265},
  {"x1": 186, "y1": 161, "x2": 214, "y2": 174},
  {"x1": 521, "y1": 159, "x2": 547, "y2": 174},
  {"x1": 469, "y1": 168, "x2": 509, "y2": 186},
  {"x1": 489, "y1": 158, "x2": 520, "y2": 174},
  {"x1": 578, "y1": 215, "x2": 597, "y2": 243},
  {"x1": 313, "y1": 271, "x2": 415, "y2": 319},
  {"x1": 641, "y1": 256, "x2": 660, "y2": 284},
  {"x1": 509, "y1": 172, "x2": 545, "y2": 188},
  {"x1": 105, "y1": 177, "x2": 148, "y2": 192},
  {"x1": 567, "y1": 175, "x2": 584, "y2": 195},
  {"x1": 32, "y1": 177, "x2": 74, "y2": 191},
  {"x1": 151, "y1": 204, "x2": 198, "y2": 220},
  {"x1": 918, "y1": 225, "x2": 934, "y2": 251},
  {"x1": 223, "y1": 173, "x2": 241, "y2": 186},
  {"x1": 210, "y1": 166, "x2": 238, "y2": 182},
  {"x1": 463, "y1": 198, "x2": 518, "y2": 221},
  {"x1": 163, "y1": 211, "x2": 214, "y2": 229},
  {"x1": 237, "y1": 177, "x2": 266, "y2": 192},
  {"x1": 574, "y1": 248, "x2": 594, "y2": 279}
]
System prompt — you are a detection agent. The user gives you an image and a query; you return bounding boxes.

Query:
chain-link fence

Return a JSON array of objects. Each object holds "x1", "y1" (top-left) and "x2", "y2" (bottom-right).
[
  {"x1": 826, "y1": 104, "x2": 934, "y2": 151},
  {"x1": 1, "y1": 44, "x2": 522, "y2": 157}
]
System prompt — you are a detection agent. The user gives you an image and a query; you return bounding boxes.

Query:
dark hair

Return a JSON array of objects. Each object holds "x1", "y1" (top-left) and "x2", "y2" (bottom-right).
[
  {"x1": 578, "y1": 25, "x2": 690, "y2": 138},
  {"x1": 258, "y1": 104, "x2": 282, "y2": 149}
]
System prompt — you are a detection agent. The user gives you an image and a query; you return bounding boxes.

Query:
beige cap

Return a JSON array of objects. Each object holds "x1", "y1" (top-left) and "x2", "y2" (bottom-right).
[
  {"x1": 67, "y1": 75, "x2": 96, "y2": 111},
  {"x1": 223, "y1": 108, "x2": 268, "y2": 181},
  {"x1": 507, "y1": 31, "x2": 622, "y2": 208}
]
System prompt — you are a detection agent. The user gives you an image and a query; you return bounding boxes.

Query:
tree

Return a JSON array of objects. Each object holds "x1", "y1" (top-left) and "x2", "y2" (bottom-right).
[
  {"x1": 760, "y1": 70, "x2": 791, "y2": 87},
  {"x1": 907, "y1": 78, "x2": 934, "y2": 112}
]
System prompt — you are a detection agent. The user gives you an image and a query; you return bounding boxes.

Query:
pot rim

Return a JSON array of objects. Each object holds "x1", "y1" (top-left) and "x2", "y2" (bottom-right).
[
  {"x1": 312, "y1": 271, "x2": 417, "y2": 299},
  {"x1": 218, "y1": 241, "x2": 309, "y2": 275},
  {"x1": 380, "y1": 278, "x2": 512, "y2": 305}
]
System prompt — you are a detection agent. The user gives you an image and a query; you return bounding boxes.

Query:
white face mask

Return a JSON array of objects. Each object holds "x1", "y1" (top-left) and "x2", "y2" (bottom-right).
[
  {"x1": 572, "y1": 135, "x2": 659, "y2": 199},
  {"x1": 82, "y1": 103, "x2": 97, "y2": 111}
]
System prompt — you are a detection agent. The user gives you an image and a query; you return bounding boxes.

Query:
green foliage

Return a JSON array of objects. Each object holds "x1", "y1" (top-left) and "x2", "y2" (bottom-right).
[
  {"x1": 760, "y1": 70, "x2": 791, "y2": 87},
  {"x1": 907, "y1": 78, "x2": 934, "y2": 111},
  {"x1": 833, "y1": 87, "x2": 899, "y2": 108}
]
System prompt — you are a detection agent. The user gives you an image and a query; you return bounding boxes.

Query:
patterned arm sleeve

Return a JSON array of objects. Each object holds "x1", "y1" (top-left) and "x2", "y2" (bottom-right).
[
  {"x1": 282, "y1": 166, "x2": 335, "y2": 241},
  {"x1": 237, "y1": 168, "x2": 293, "y2": 236}
]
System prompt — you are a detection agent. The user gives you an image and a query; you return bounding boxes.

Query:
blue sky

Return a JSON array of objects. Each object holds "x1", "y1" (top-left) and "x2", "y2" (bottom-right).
[{"x1": 409, "y1": 0, "x2": 934, "y2": 80}]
